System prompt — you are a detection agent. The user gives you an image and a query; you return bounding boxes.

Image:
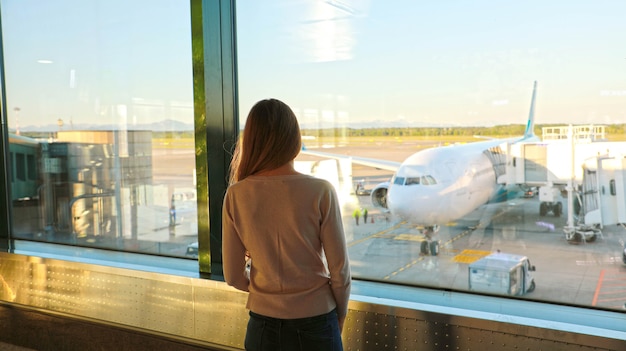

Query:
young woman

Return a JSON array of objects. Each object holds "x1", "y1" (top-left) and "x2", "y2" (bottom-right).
[{"x1": 222, "y1": 99, "x2": 351, "y2": 351}]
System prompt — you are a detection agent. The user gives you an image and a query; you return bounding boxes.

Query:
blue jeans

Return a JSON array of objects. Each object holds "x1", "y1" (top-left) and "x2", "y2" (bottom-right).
[{"x1": 245, "y1": 309, "x2": 343, "y2": 351}]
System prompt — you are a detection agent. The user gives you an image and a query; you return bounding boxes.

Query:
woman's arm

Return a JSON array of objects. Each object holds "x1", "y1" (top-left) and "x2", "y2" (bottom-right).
[
  {"x1": 320, "y1": 185, "x2": 352, "y2": 322},
  {"x1": 222, "y1": 193, "x2": 250, "y2": 292}
]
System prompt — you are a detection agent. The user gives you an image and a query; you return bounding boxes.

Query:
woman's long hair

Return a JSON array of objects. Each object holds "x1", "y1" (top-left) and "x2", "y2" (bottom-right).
[{"x1": 229, "y1": 99, "x2": 302, "y2": 184}]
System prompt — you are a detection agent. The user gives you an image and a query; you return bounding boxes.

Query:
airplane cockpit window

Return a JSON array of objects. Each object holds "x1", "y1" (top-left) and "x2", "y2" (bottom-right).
[
  {"x1": 400, "y1": 175, "x2": 437, "y2": 186},
  {"x1": 405, "y1": 177, "x2": 420, "y2": 185},
  {"x1": 422, "y1": 175, "x2": 437, "y2": 185},
  {"x1": 399, "y1": 176, "x2": 437, "y2": 186}
]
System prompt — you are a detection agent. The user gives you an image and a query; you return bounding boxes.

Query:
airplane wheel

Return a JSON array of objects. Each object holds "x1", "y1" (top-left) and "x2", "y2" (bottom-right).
[
  {"x1": 554, "y1": 202, "x2": 563, "y2": 217},
  {"x1": 539, "y1": 202, "x2": 548, "y2": 216},
  {"x1": 429, "y1": 241, "x2": 439, "y2": 256},
  {"x1": 420, "y1": 241, "x2": 429, "y2": 255}
]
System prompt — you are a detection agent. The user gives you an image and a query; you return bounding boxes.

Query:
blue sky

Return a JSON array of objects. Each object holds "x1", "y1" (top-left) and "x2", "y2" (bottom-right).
[
  {"x1": 2, "y1": 0, "x2": 625, "y2": 129},
  {"x1": 1, "y1": 0, "x2": 193, "y2": 129},
  {"x1": 236, "y1": 0, "x2": 626, "y2": 127}
]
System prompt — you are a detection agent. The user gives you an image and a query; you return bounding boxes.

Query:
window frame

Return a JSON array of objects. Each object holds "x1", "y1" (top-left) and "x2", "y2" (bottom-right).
[
  {"x1": 0, "y1": 2, "x2": 622, "y2": 344},
  {"x1": 190, "y1": 0, "x2": 238, "y2": 276}
]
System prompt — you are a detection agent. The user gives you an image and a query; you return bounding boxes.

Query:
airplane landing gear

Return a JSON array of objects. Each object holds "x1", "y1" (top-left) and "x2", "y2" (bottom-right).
[
  {"x1": 539, "y1": 201, "x2": 563, "y2": 217},
  {"x1": 420, "y1": 240, "x2": 440, "y2": 256},
  {"x1": 419, "y1": 225, "x2": 440, "y2": 256}
]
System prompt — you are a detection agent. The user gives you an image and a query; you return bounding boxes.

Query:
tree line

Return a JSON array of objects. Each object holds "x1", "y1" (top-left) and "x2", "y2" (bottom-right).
[
  {"x1": 19, "y1": 124, "x2": 626, "y2": 140},
  {"x1": 301, "y1": 124, "x2": 626, "y2": 138}
]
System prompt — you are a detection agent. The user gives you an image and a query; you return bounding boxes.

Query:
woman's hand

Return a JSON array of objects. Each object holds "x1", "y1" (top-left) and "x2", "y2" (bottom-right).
[{"x1": 338, "y1": 315, "x2": 346, "y2": 333}]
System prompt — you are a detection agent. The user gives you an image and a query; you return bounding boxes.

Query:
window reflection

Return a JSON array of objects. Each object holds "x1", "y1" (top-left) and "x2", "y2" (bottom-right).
[
  {"x1": 422, "y1": 175, "x2": 436, "y2": 185},
  {"x1": 237, "y1": 0, "x2": 626, "y2": 311},
  {"x1": 405, "y1": 177, "x2": 420, "y2": 185},
  {"x1": 393, "y1": 176, "x2": 405, "y2": 186},
  {"x1": 3, "y1": 0, "x2": 197, "y2": 258}
]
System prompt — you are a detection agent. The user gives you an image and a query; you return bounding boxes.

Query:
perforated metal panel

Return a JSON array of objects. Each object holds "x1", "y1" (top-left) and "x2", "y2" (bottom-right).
[
  {"x1": 343, "y1": 301, "x2": 623, "y2": 351},
  {"x1": 0, "y1": 253, "x2": 248, "y2": 347},
  {"x1": 0, "y1": 252, "x2": 623, "y2": 351},
  {"x1": 193, "y1": 279, "x2": 248, "y2": 348}
]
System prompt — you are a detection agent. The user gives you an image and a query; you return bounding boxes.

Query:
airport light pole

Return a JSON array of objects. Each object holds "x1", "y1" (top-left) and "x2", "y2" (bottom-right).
[
  {"x1": 13, "y1": 107, "x2": 20, "y2": 135},
  {"x1": 565, "y1": 124, "x2": 576, "y2": 237}
]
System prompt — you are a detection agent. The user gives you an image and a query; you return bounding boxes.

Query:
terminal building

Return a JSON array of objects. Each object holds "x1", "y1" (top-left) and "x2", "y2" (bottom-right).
[{"x1": 0, "y1": 1, "x2": 624, "y2": 350}]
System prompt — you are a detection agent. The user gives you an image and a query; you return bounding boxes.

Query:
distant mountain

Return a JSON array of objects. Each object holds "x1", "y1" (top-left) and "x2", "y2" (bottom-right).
[
  {"x1": 299, "y1": 119, "x2": 457, "y2": 129},
  {"x1": 19, "y1": 119, "x2": 194, "y2": 133},
  {"x1": 18, "y1": 118, "x2": 611, "y2": 133},
  {"x1": 22, "y1": 118, "x2": 449, "y2": 132},
  {"x1": 138, "y1": 119, "x2": 194, "y2": 131}
]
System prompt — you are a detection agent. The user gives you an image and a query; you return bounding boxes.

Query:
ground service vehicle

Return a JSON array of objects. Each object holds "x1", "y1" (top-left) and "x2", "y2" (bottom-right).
[{"x1": 469, "y1": 252, "x2": 536, "y2": 296}]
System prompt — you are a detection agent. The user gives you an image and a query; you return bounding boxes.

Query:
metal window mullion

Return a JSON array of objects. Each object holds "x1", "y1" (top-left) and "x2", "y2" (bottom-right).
[
  {"x1": 0, "y1": 3, "x2": 14, "y2": 251},
  {"x1": 192, "y1": 0, "x2": 238, "y2": 276}
]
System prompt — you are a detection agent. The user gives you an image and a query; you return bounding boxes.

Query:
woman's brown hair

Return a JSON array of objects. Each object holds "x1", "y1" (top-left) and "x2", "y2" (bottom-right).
[{"x1": 229, "y1": 99, "x2": 302, "y2": 184}]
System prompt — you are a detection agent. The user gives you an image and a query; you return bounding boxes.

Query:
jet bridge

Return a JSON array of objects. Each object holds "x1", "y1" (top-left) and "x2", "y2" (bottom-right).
[
  {"x1": 503, "y1": 125, "x2": 626, "y2": 243},
  {"x1": 505, "y1": 125, "x2": 619, "y2": 186},
  {"x1": 572, "y1": 154, "x2": 626, "y2": 242}
]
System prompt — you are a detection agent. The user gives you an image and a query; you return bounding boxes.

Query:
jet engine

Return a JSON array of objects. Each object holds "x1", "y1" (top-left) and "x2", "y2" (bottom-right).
[{"x1": 370, "y1": 182, "x2": 389, "y2": 209}]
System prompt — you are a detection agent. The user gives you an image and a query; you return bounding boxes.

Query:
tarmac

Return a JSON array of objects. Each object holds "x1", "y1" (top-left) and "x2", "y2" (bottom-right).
[{"x1": 342, "y1": 190, "x2": 626, "y2": 310}]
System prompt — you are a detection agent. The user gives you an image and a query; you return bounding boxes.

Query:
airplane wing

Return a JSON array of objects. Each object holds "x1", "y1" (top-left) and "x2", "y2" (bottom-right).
[{"x1": 300, "y1": 148, "x2": 401, "y2": 172}]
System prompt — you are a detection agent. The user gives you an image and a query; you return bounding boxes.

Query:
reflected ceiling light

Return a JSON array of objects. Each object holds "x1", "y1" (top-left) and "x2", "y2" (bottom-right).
[
  {"x1": 36, "y1": 59, "x2": 53, "y2": 64},
  {"x1": 325, "y1": 0, "x2": 357, "y2": 15}
]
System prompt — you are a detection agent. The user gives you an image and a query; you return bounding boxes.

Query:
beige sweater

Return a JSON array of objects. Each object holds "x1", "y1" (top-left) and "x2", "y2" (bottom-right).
[{"x1": 222, "y1": 174, "x2": 351, "y2": 320}]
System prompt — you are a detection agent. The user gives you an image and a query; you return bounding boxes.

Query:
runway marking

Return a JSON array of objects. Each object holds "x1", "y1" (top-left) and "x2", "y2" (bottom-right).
[
  {"x1": 453, "y1": 249, "x2": 491, "y2": 264},
  {"x1": 383, "y1": 258, "x2": 424, "y2": 280},
  {"x1": 592, "y1": 270, "x2": 606, "y2": 307},
  {"x1": 576, "y1": 256, "x2": 623, "y2": 266},
  {"x1": 592, "y1": 269, "x2": 626, "y2": 309},
  {"x1": 382, "y1": 225, "x2": 479, "y2": 281},
  {"x1": 346, "y1": 222, "x2": 407, "y2": 248},
  {"x1": 393, "y1": 233, "x2": 425, "y2": 242},
  {"x1": 447, "y1": 227, "x2": 475, "y2": 245}
]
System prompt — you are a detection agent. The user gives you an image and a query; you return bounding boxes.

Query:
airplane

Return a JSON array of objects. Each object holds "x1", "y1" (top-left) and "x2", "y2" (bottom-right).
[{"x1": 302, "y1": 81, "x2": 540, "y2": 255}]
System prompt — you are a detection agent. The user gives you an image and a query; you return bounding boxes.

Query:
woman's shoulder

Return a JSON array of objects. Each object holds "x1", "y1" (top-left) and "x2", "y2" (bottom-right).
[
  {"x1": 230, "y1": 174, "x2": 334, "y2": 190},
  {"x1": 296, "y1": 174, "x2": 332, "y2": 187},
  {"x1": 297, "y1": 176, "x2": 338, "y2": 196}
]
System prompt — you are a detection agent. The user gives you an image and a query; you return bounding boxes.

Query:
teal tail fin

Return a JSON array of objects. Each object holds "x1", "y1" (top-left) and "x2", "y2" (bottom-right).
[{"x1": 523, "y1": 81, "x2": 537, "y2": 139}]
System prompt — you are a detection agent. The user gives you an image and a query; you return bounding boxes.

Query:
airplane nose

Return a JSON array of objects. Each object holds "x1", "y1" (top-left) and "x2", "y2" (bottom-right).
[
  {"x1": 387, "y1": 185, "x2": 438, "y2": 224},
  {"x1": 388, "y1": 186, "x2": 418, "y2": 220}
]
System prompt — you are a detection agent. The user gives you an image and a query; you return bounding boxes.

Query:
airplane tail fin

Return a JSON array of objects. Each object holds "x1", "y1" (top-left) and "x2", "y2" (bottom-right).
[{"x1": 523, "y1": 81, "x2": 537, "y2": 140}]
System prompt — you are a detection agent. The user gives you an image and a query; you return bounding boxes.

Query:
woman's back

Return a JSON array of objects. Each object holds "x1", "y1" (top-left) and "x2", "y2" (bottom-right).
[
  {"x1": 222, "y1": 98, "x2": 350, "y2": 350},
  {"x1": 223, "y1": 174, "x2": 350, "y2": 320}
]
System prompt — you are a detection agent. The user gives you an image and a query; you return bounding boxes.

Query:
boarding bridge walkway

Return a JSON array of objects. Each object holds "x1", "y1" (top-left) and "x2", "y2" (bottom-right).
[{"x1": 501, "y1": 125, "x2": 626, "y2": 242}]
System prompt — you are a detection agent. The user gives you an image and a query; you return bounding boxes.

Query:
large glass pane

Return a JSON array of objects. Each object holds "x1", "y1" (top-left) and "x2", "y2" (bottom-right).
[
  {"x1": 2, "y1": 0, "x2": 198, "y2": 258},
  {"x1": 236, "y1": 0, "x2": 626, "y2": 310}
]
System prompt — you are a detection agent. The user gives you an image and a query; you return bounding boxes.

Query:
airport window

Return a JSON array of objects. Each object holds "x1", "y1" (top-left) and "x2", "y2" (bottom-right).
[
  {"x1": 16, "y1": 153, "x2": 25, "y2": 181},
  {"x1": 1, "y1": 1, "x2": 197, "y2": 258},
  {"x1": 236, "y1": 0, "x2": 626, "y2": 312},
  {"x1": 27, "y1": 154, "x2": 36, "y2": 180},
  {"x1": 610, "y1": 179, "x2": 616, "y2": 196}
]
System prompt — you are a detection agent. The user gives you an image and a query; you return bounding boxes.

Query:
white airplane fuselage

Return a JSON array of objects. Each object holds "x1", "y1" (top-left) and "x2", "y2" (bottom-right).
[
  {"x1": 386, "y1": 140, "x2": 506, "y2": 226},
  {"x1": 302, "y1": 82, "x2": 539, "y2": 234}
]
